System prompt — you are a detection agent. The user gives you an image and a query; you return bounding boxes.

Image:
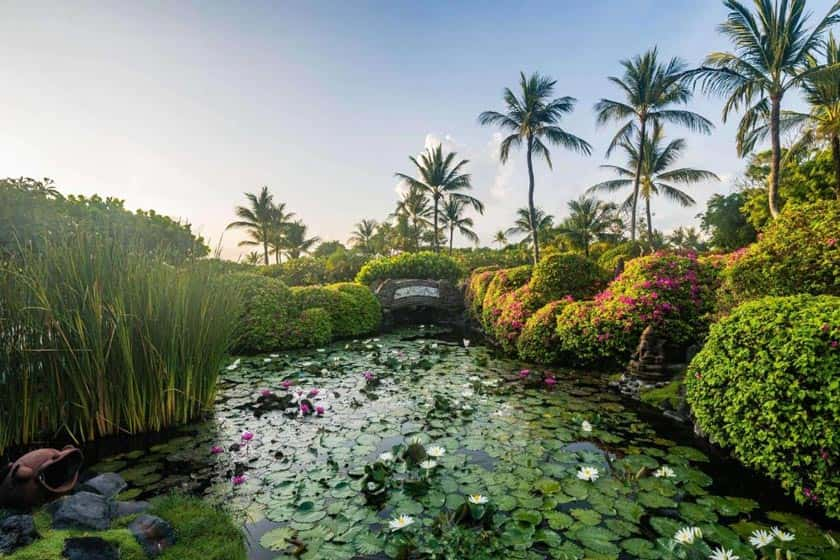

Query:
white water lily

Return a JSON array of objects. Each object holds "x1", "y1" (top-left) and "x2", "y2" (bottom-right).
[
  {"x1": 653, "y1": 466, "x2": 676, "y2": 478},
  {"x1": 378, "y1": 452, "x2": 394, "y2": 462},
  {"x1": 581, "y1": 420, "x2": 592, "y2": 432},
  {"x1": 270, "y1": 353, "x2": 279, "y2": 358},
  {"x1": 426, "y1": 445, "x2": 445, "y2": 458},
  {"x1": 468, "y1": 375, "x2": 480, "y2": 381},
  {"x1": 463, "y1": 339, "x2": 471, "y2": 348},
  {"x1": 576, "y1": 466, "x2": 599, "y2": 482},
  {"x1": 226, "y1": 358, "x2": 241, "y2": 371},
  {"x1": 420, "y1": 460, "x2": 438, "y2": 470},
  {"x1": 709, "y1": 546, "x2": 739, "y2": 560},
  {"x1": 467, "y1": 494, "x2": 488, "y2": 504},
  {"x1": 263, "y1": 358, "x2": 272, "y2": 363},
  {"x1": 749, "y1": 529, "x2": 775, "y2": 548},
  {"x1": 771, "y1": 527, "x2": 795, "y2": 542},
  {"x1": 388, "y1": 514, "x2": 415, "y2": 532},
  {"x1": 673, "y1": 526, "x2": 702, "y2": 545},
  {"x1": 431, "y1": 343, "x2": 439, "y2": 350},
  {"x1": 317, "y1": 348, "x2": 325, "y2": 353},
  {"x1": 461, "y1": 389, "x2": 474, "y2": 398}
]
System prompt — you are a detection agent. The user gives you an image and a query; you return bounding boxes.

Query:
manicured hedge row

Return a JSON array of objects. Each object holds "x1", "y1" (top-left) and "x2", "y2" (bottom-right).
[
  {"x1": 516, "y1": 299, "x2": 574, "y2": 364},
  {"x1": 228, "y1": 274, "x2": 380, "y2": 354},
  {"x1": 355, "y1": 251, "x2": 464, "y2": 285},
  {"x1": 686, "y1": 295, "x2": 840, "y2": 518}
]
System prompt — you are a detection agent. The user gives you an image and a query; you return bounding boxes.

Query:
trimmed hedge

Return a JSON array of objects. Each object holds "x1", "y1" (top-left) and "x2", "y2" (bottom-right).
[
  {"x1": 226, "y1": 273, "x2": 295, "y2": 354},
  {"x1": 596, "y1": 241, "x2": 643, "y2": 274},
  {"x1": 554, "y1": 253, "x2": 719, "y2": 368},
  {"x1": 261, "y1": 258, "x2": 328, "y2": 287},
  {"x1": 292, "y1": 283, "x2": 381, "y2": 338},
  {"x1": 517, "y1": 299, "x2": 574, "y2": 364},
  {"x1": 466, "y1": 266, "x2": 500, "y2": 319},
  {"x1": 283, "y1": 307, "x2": 333, "y2": 349},
  {"x1": 529, "y1": 252, "x2": 606, "y2": 303},
  {"x1": 355, "y1": 251, "x2": 464, "y2": 285},
  {"x1": 717, "y1": 201, "x2": 840, "y2": 309},
  {"x1": 685, "y1": 295, "x2": 840, "y2": 518}
]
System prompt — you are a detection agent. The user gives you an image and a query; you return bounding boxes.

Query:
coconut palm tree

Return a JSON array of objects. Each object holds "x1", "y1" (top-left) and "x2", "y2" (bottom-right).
[
  {"x1": 281, "y1": 221, "x2": 319, "y2": 259},
  {"x1": 691, "y1": 0, "x2": 840, "y2": 217},
  {"x1": 267, "y1": 202, "x2": 296, "y2": 264},
  {"x1": 243, "y1": 251, "x2": 262, "y2": 265},
  {"x1": 588, "y1": 124, "x2": 719, "y2": 238},
  {"x1": 596, "y1": 48, "x2": 713, "y2": 241},
  {"x1": 349, "y1": 219, "x2": 379, "y2": 254},
  {"x1": 556, "y1": 196, "x2": 621, "y2": 257},
  {"x1": 441, "y1": 198, "x2": 480, "y2": 254},
  {"x1": 393, "y1": 186, "x2": 433, "y2": 252},
  {"x1": 506, "y1": 206, "x2": 555, "y2": 249},
  {"x1": 226, "y1": 186, "x2": 277, "y2": 265},
  {"x1": 395, "y1": 145, "x2": 483, "y2": 253},
  {"x1": 479, "y1": 72, "x2": 592, "y2": 264},
  {"x1": 493, "y1": 230, "x2": 508, "y2": 249},
  {"x1": 668, "y1": 226, "x2": 707, "y2": 252}
]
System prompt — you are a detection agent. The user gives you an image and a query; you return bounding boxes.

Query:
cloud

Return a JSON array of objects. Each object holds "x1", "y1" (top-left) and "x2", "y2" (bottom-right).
[{"x1": 487, "y1": 132, "x2": 515, "y2": 201}]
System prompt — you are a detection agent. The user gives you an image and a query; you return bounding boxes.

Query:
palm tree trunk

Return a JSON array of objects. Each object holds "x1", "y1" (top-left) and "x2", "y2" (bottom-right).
[
  {"x1": 262, "y1": 231, "x2": 269, "y2": 265},
  {"x1": 646, "y1": 196, "x2": 653, "y2": 241},
  {"x1": 832, "y1": 134, "x2": 840, "y2": 200},
  {"x1": 433, "y1": 196, "x2": 440, "y2": 253},
  {"x1": 526, "y1": 136, "x2": 539, "y2": 264},
  {"x1": 449, "y1": 225, "x2": 454, "y2": 255},
  {"x1": 768, "y1": 95, "x2": 782, "y2": 218},
  {"x1": 630, "y1": 118, "x2": 647, "y2": 243}
]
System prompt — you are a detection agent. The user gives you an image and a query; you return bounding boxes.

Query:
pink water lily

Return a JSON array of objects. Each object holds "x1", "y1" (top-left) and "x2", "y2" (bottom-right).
[
  {"x1": 519, "y1": 369, "x2": 530, "y2": 379},
  {"x1": 232, "y1": 475, "x2": 247, "y2": 486},
  {"x1": 544, "y1": 377, "x2": 557, "y2": 387},
  {"x1": 210, "y1": 445, "x2": 224, "y2": 455},
  {"x1": 300, "y1": 403, "x2": 311, "y2": 415},
  {"x1": 281, "y1": 380, "x2": 293, "y2": 389},
  {"x1": 315, "y1": 405, "x2": 325, "y2": 415},
  {"x1": 241, "y1": 431, "x2": 254, "y2": 442},
  {"x1": 363, "y1": 371, "x2": 375, "y2": 381},
  {"x1": 260, "y1": 389, "x2": 273, "y2": 397},
  {"x1": 308, "y1": 388, "x2": 319, "y2": 397}
]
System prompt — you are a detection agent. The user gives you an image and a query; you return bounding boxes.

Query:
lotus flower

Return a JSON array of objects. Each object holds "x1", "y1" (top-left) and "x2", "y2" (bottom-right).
[{"x1": 388, "y1": 514, "x2": 414, "y2": 531}]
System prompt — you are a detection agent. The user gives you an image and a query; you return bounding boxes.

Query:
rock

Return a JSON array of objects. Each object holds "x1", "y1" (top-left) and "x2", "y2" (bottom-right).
[
  {"x1": 0, "y1": 514, "x2": 38, "y2": 554},
  {"x1": 51, "y1": 491, "x2": 113, "y2": 530},
  {"x1": 115, "y1": 500, "x2": 151, "y2": 517},
  {"x1": 129, "y1": 514, "x2": 175, "y2": 557},
  {"x1": 62, "y1": 537, "x2": 119, "y2": 560},
  {"x1": 79, "y1": 473, "x2": 127, "y2": 500}
]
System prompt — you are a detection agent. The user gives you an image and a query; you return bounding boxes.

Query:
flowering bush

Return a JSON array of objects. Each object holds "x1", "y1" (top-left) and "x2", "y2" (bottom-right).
[
  {"x1": 479, "y1": 265, "x2": 532, "y2": 332},
  {"x1": 554, "y1": 253, "x2": 719, "y2": 368},
  {"x1": 355, "y1": 251, "x2": 464, "y2": 285},
  {"x1": 517, "y1": 299, "x2": 575, "y2": 364},
  {"x1": 717, "y1": 201, "x2": 840, "y2": 309},
  {"x1": 491, "y1": 285, "x2": 544, "y2": 354},
  {"x1": 465, "y1": 266, "x2": 499, "y2": 319},
  {"x1": 596, "y1": 241, "x2": 643, "y2": 274},
  {"x1": 226, "y1": 273, "x2": 296, "y2": 353},
  {"x1": 685, "y1": 295, "x2": 840, "y2": 518},
  {"x1": 529, "y1": 252, "x2": 607, "y2": 303}
]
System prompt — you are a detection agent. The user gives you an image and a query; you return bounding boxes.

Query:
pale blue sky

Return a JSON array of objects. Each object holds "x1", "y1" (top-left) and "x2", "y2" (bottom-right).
[{"x1": 1, "y1": 0, "x2": 835, "y2": 259}]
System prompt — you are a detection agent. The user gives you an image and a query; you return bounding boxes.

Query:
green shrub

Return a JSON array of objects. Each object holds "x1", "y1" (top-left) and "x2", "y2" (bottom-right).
[
  {"x1": 480, "y1": 265, "x2": 532, "y2": 331},
  {"x1": 355, "y1": 251, "x2": 464, "y2": 285},
  {"x1": 554, "y1": 253, "x2": 719, "y2": 368},
  {"x1": 0, "y1": 235, "x2": 241, "y2": 453},
  {"x1": 596, "y1": 241, "x2": 643, "y2": 274},
  {"x1": 451, "y1": 247, "x2": 532, "y2": 271},
  {"x1": 717, "y1": 201, "x2": 840, "y2": 308},
  {"x1": 491, "y1": 285, "x2": 545, "y2": 354},
  {"x1": 226, "y1": 273, "x2": 295, "y2": 354},
  {"x1": 279, "y1": 307, "x2": 333, "y2": 349},
  {"x1": 292, "y1": 283, "x2": 380, "y2": 338},
  {"x1": 465, "y1": 266, "x2": 499, "y2": 319},
  {"x1": 516, "y1": 299, "x2": 575, "y2": 364},
  {"x1": 325, "y1": 249, "x2": 370, "y2": 282},
  {"x1": 529, "y1": 252, "x2": 606, "y2": 303},
  {"x1": 332, "y1": 282, "x2": 382, "y2": 334},
  {"x1": 685, "y1": 295, "x2": 840, "y2": 518},
  {"x1": 260, "y1": 257, "x2": 328, "y2": 286}
]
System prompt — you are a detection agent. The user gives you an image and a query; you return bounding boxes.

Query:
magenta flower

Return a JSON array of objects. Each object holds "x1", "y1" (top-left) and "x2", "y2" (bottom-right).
[
  {"x1": 519, "y1": 369, "x2": 530, "y2": 379},
  {"x1": 281, "y1": 380, "x2": 293, "y2": 389},
  {"x1": 363, "y1": 371, "x2": 375, "y2": 381},
  {"x1": 210, "y1": 445, "x2": 224, "y2": 455},
  {"x1": 232, "y1": 475, "x2": 247, "y2": 486},
  {"x1": 241, "y1": 431, "x2": 254, "y2": 442},
  {"x1": 831, "y1": 341, "x2": 838, "y2": 348},
  {"x1": 260, "y1": 389, "x2": 273, "y2": 397},
  {"x1": 822, "y1": 323, "x2": 831, "y2": 333},
  {"x1": 828, "y1": 238, "x2": 837, "y2": 246},
  {"x1": 300, "y1": 403, "x2": 311, "y2": 415},
  {"x1": 315, "y1": 405, "x2": 325, "y2": 415},
  {"x1": 545, "y1": 377, "x2": 557, "y2": 387},
  {"x1": 308, "y1": 388, "x2": 319, "y2": 397}
]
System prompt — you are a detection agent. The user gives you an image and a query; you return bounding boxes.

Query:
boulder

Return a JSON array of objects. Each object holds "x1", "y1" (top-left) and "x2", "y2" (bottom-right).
[
  {"x1": 0, "y1": 514, "x2": 38, "y2": 554},
  {"x1": 79, "y1": 473, "x2": 127, "y2": 500},
  {"x1": 51, "y1": 491, "x2": 113, "y2": 530},
  {"x1": 62, "y1": 537, "x2": 119, "y2": 560},
  {"x1": 129, "y1": 514, "x2": 176, "y2": 557},
  {"x1": 115, "y1": 500, "x2": 151, "y2": 517}
]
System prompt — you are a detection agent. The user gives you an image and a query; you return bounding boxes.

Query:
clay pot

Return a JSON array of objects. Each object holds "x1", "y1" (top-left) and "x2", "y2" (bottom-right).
[{"x1": 0, "y1": 446, "x2": 83, "y2": 509}]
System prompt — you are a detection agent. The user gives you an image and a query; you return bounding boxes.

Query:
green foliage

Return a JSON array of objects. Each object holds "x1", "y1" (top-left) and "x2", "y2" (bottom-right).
[
  {"x1": 491, "y1": 285, "x2": 544, "y2": 354},
  {"x1": 685, "y1": 295, "x2": 840, "y2": 518},
  {"x1": 261, "y1": 258, "x2": 328, "y2": 286},
  {"x1": 718, "y1": 200, "x2": 840, "y2": 309},
  {"x1": 332, "y1": 282, "x2": 382, "y2": 335},
  {"x1": 451, "y1": 247, "x2": 532, "y2": 271},
  {"x1": 597, "y1": 242, "x2": 643, "y2": 274},
  {"x1": 530, "y1": 252, "x2": 607, "y2": 303},
  {"x1": 0, "y1": 234, "x2": 241, "y2": 453},
  {"x1": 292, "y1": 283, "x2": 380, "y2": 338},
  {"x1": 225, "y1": 273, "x2": 295, "y2": 354},
  {"x1": 699, "y1": 192, "x2": 757, "y2": 251},
  {"x1": 517, "y1": 299, "x2": 575, "y2": 364},
  {"x1": 0, "y1": 177, "x2": 208, "y2": 263},
  {"x1": 355, "y1": 251, "x2": 464, "y2": 284},
  {"x1": 555, "y1": 253, "x2": 719, "y2": 368},
  {"x1": 285, "y1": 307, "x2": 333, "y2": 349},
  {"x1": 465, "y1": 266, "x2": 500, "y2": 319},
  {"x1": 479, "y1": 265, "x2": 532, "y2": 332}
]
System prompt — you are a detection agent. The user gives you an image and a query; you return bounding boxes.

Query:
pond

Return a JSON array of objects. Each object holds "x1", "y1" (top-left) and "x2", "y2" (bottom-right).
[{"x1": 84, "y1": 327, "x2": 839, "y2": 559}]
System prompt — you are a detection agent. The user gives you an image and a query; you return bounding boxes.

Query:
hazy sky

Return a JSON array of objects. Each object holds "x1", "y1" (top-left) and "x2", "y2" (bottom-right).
[{"x1": 2, "y1": 0, "x2": 834, "y2": 259}]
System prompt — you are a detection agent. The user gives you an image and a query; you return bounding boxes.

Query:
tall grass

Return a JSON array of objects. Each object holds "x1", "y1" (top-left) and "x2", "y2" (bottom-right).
[{"x1": 0, "y1": 234, "x2": 242, "y2": 453}]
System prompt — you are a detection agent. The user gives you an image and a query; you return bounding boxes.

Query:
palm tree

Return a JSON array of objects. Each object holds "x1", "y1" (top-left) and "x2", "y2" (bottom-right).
[
  {"x1": 226, "y1": 186, "x2": 276, "y2": 265},
  {"x1": 281, "y1": 221, "x2": 319, "y2": 259},
  {"x1": 267, "y1": 202, "x2": 295, "y2": 264},
  {"x1": 393, "y1": 186, "x2": 433, "y2": 251},
  {"x1": 349, "y1": 219, "x2": 379, "y2": 254},
  {"x1": 691, "y1": 0, "x2": 840, "y2": 218},
  {"x1": 556, "y1": 196, "x2": 621, "y2": 257},
  {"x1": 668, "y1": 226, "x2": 707, "y2": 252},
  {"x1": 493, "y1": 230, "x2": 508, "y2": 249},
  {"x1": 479, "y1": 72, "x2": 592, "y2": 264},
  {"x1": 441, "y1": 198, "x2": 480, "y2": 254},
  {"x1": 588, "y1": 124, "x2": 719, "y2": 238},
  {"x1": 243, "y1": 251, "x2": 262, "y2": 265},
  {"x1": 506, "y1": 206, "x2": 555, "y2": 249},
  {"x1": 596, "y1": 48, "x2": 713, "y2": 241},
  {"x1": 395, "y1": 144, "x2": 483, "y2": 253}
]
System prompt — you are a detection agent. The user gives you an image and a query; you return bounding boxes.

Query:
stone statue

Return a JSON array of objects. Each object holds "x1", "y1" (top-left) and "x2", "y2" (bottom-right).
[
  {"x1": 0, "y1": 446, "x2": 83, "y2": 509},
  {"x1": 627, "y1": 325, "x2": 667, "y2": 381}
]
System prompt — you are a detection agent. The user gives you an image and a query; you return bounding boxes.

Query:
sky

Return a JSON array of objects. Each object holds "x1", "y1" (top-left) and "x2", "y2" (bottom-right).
[{"x1": 1, "y1": 0, "x2": 835, "y2": 260}]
